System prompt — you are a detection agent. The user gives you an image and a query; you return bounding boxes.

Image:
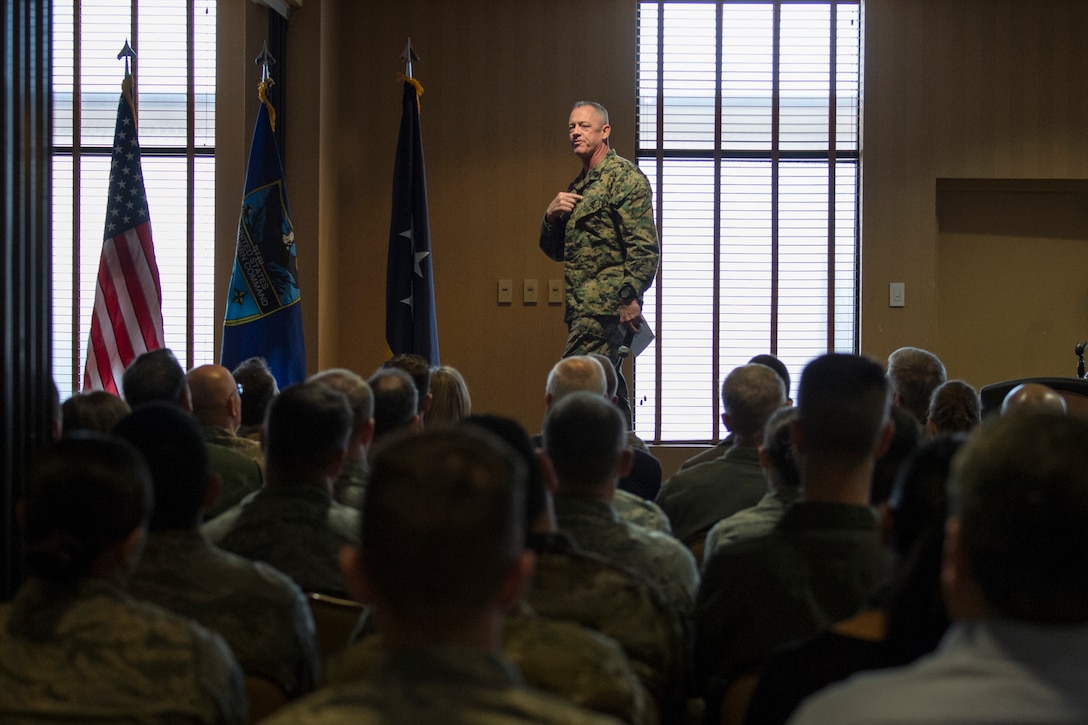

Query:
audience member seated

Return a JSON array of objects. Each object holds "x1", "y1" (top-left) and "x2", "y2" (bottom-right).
[
  {"x1": 744, "y1": 434, "x2": 963, "y2": 725},
  {"x1": 886, "y1": 346, "x2": 946, "y2": 425},
  {"x1": 367, "y1": 367, "x2": 422, "y2": 444},
  {"x1": 0, "y1": 434, "x2": 247, "y2": 723},
  {"x1": 695, "y1": 354, "x2": 892, "y2": 700},
  {"x1": 535, "y1": 356, "x2": 672, "y2": 532},
  {"x1": 926, "y1": 379, "x2": 981, "y2": 436},
  {"x1": 263, "y1": 427, "x2": 619, "y2": 724},
  {"x1": 463, "y1": 414, "x2": 689, "y2": 715},
  {"x1": 309, "y1": 368, "x2": 374, "y2": 510},
  {"x1": 379, "y1": 352, "x2": 432, "y2": 419},
  {"x1": 677, "y1": 353, "x2": 793, "y2": 471},
  {"x1": 60, "y1": 390, "x2": 130, "y2": 435},
  {"x1": 117, "y1": 403, "x2": 321, "y2": 700},
  {"x1": 543, "y1": 392, "x2": 700, "y2": 620},
  {"x1": 589, "y1": 352, "x2": 663, "y2": 499},
  {"x1": 232, "y1": 355, "x2": 278, "y2": 441},
  {"x1": 328, "y1": 600, "x2": 649, "y2": 724},
  {"x1": 187, "y1": 364, "x2": 265, "y2": 518},
  {"x1": 657, "y1": 362, "x2": 787, "y2": 550},
  {"x1": 203, "y1": 381, "x2": 360, "y2": 598},
  {"x1": 1001, "y1": 381, "x2": 1067, "y2": 415},
  {"x1": 791, "y1": 411, "x2": 1088, "y2": 723},
  {"x1": 121, "y1": 347, "x2": 191, "y2": 409},
  {"x1": 423, "y1": 364, "x2": 472, "y2": 429},
  {"x1": 703, "y1": 406, "x2": 799, "y2": 559},
  {"x1": 869, "y1": 406, "x2": 922, "y2": 506}
]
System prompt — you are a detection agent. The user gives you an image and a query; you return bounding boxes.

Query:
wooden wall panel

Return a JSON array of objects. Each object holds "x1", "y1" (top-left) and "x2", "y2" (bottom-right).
[
  {"x1": 220, "y1": 0, "x2": 639, "y2": 433},
  {"x1": 861, "y1": 0, "x2": 1088, "y2": 388}
]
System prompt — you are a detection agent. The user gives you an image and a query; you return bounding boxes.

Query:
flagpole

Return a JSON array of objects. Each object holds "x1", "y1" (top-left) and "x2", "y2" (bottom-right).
[
  {"x1": 220, "y1": 37, "x2": 305, "y2": 388},
  {"x1": 117, "y1": 39, "x2": 135, "y2": 76},
  {"x1": 83, "y1": 41, "x2": 165, "y2": 393},
  {"x1": 256, "y1": 39, "x2": 275, "y2": 84},
  {"x1": 400, "y1": 37, "x2": 418, "y2": 79},
  {"x1": 385, "y1": 40, "x2": 440, "y2": 366}
]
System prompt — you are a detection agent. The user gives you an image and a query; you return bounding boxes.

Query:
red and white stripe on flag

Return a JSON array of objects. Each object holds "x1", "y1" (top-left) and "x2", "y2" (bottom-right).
[{"x1": 83, "y1": 222, "x2": 165, "y2": 395}]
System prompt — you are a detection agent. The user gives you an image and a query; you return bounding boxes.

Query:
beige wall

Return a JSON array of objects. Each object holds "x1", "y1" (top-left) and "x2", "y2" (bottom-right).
[
  {"x1": 861, "y1": 0, "x2": 1088, "y2": 390},
  {"x1": 218, "y1": 0, "x2": 1088, "y2": 472},
  {"x1": 218, "y1": 0, "x2": 637, "y2": 440}
]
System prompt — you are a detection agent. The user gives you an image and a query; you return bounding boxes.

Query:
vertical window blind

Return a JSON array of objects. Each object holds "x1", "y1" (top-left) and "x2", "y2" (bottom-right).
[
  {"x1": 635, "y1": 0, "x2": 860, "y2": 443},
  {"x1": 52, "y1": 0, "x2": 216, "y2": 400}
]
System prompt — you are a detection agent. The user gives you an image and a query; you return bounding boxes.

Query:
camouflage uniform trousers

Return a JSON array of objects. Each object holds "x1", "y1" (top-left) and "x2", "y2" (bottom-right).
[{"x1": 564, "y1": 315, "x2": 635, "y2": 427}]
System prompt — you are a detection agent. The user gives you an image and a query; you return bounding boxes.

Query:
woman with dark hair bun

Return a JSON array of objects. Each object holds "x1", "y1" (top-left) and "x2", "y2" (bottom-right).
[{"x1": 0, "y1": 433, "x2": 248, "y2": 723}]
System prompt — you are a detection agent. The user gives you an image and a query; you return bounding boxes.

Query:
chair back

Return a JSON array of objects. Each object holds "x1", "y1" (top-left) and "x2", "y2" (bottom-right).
[{"x1": 307, "y1": 591, "x2": 365, "y2": 665}]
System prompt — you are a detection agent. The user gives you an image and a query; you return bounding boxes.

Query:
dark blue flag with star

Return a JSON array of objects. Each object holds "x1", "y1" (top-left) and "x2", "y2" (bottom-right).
[
  {"x1": 220, "y1": 79, "x2": 305, "y2": 388},
  {"x1": 385, "y1": 77, "x2": 440, "y2": 366}
]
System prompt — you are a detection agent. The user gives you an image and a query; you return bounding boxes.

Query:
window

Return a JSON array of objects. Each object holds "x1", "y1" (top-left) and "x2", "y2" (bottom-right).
[
  {"x1": 52, "y1": 0, "x2": 216, "y2": 400},
  {"x1": 635, "y1": 0, "x2": 860, "y2": 443}
]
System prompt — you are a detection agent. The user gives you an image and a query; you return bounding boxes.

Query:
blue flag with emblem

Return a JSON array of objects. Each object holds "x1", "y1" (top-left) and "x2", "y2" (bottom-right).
[
  {"x1": 220, "y1": 78, "x2": 305, "y2": 387},
  {"x1": 385, "y1": 76, "x2": 440, "y2": 366}
]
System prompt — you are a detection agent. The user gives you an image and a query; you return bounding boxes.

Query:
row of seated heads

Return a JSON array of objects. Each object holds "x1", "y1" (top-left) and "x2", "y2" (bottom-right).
[{"x1": 39, "y1": 345, "x2": 1088, "y2": 634}]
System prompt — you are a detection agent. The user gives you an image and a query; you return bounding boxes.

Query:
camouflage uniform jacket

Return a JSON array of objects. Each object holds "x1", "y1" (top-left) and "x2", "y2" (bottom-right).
[
  {"x1": 702, "y1": 486, "x2": 801, "y2": 561},
  {"x1": 613, "y1": 488, "x2": 672, "y2": 534},
  {"x1": 527, "y1": 533, "x2": 691, "y2": 711},
  {"x1": 202, "y1": 483, "x2": 361, "y2": 598},
  {"x1": 129, "y1": 528, "x2": 321, "y2": 698},
  {"x1": 553, "y1": 496, "x2": 699, "y2": 619},
  {"x1": 201, "y1": 425, "x2": 264, "y2": 520},
  {"x1": 323, "y1": 609, "x2": 650, "y2": 724},
  {"x1": 0, "y1": 577, "x2": 247, "y2": 724},
  {"x1": 262, "y1": 646, "x2": 623, "y2": 724},
  {"x1": 655, "y1": 445, "x2": 767, "y2": 544},
  {"x1": 539, "y1": 149, "x2": 660, "y2": 325},
  {"x1": 695, "y1": 502, "x2": 889, "y2": 689},
  {"x1": 202, "y1": 424, "x2": 264, "y2": 467}
]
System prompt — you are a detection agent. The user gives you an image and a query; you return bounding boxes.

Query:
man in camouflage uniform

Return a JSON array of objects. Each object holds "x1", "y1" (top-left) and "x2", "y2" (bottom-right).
[
  {"x1": 703, "y1": 406, "x2": 801, "y2": 558},
  {"x1": 540, "y1": 101, "x2": 660, "y2": 422},
  {"x1": 117, "y1": 403, "x2": 321, "y2": 700},
  {"x1": 309, "y1": 368, "x2": 375, "y2": 510},
  {"x1": 534, "y1": 356, "x2": 672, "y2": 532},
  {"x1": 656, "y1": 363, "x2": 787, "y2": 547},
  {"x1": 324, "y1": 605, "x2": 651, "y2": 724},
  {"x1": 264, "y1": 428, "x2": 619, "y2": 724},
  {"x1": 203, "y1": 381, "x2": 360, "y2": 597},
  {"x1": 0, "y1": 434, "x2": 247, "y2": 724},
  {"x1": 542, "y1": 392, "x2": 700, "y2": 620},
  {"x1": 187, "y1": 364, "x2": 265, "y2": 518}
]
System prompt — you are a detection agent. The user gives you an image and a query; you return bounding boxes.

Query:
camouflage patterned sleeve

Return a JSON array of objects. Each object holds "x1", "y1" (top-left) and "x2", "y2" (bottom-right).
[
  {"x1": 613, "y1": 172, "x2": 660, "y2": 299},
  {"x1": 540, "y1": 216, "x2": 566, "y2": 262}
]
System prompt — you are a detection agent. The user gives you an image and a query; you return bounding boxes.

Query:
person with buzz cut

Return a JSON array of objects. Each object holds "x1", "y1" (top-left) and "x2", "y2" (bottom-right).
[
  {"x1": 118, "y1": 403, "x2": 320, "y2": 701},
  {"x1": 263, "y1": 427, "x2": 621, "y2": 724},
  {"x1": 203, "y1": 381, "x2": 360, "y2": 598}
]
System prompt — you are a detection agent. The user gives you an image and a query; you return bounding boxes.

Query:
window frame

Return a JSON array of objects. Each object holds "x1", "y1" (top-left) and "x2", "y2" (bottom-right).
[
  {"x1": 51, "y1": 0, "x2": 216, "y2": 400},
  {"x1": 634, "y1": 0, "x2": 861, "y2": 444}
]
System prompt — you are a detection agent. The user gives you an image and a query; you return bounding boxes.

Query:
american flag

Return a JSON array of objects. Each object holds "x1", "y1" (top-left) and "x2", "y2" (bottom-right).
[{"x1": 82, "y1": 74, "x2": 165, "y2": 395}]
